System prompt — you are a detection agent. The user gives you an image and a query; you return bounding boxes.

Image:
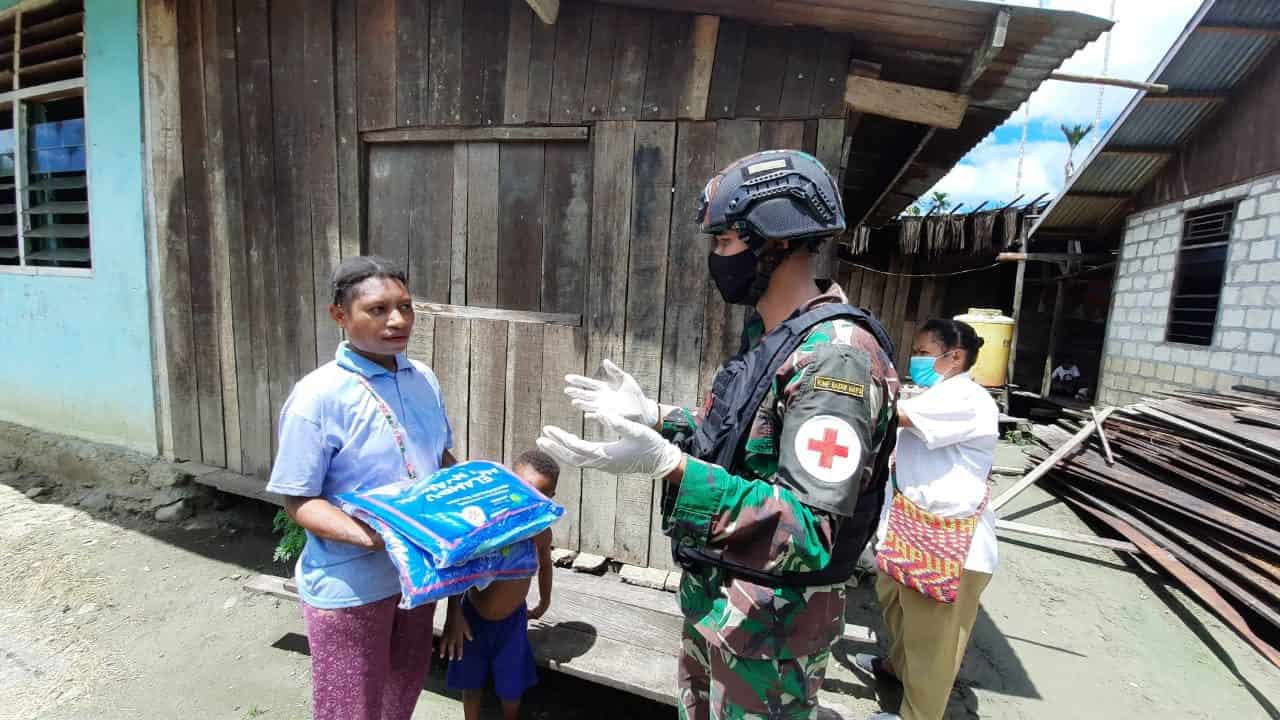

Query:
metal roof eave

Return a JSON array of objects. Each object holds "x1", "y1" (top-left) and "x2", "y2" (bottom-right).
[{"x1": 1029, "y1": 0, "x2": 1223, "y2": 238}]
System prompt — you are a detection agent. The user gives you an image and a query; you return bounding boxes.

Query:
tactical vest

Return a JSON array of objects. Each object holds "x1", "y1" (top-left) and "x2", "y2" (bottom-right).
[{"x1": 671, "y1": 303, "x2": 899, "y2": 588}]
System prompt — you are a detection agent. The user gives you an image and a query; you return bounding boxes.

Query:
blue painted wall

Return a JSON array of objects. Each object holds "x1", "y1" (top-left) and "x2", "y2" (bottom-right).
[{"x1": 0, "y1": 0, "x2": 157, "y2": 453}]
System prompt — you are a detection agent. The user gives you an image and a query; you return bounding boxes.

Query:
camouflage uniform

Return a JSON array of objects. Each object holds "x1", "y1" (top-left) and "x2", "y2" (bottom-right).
[{"x1": 661, "y1": 284, "x2": 899, "y2": 719}]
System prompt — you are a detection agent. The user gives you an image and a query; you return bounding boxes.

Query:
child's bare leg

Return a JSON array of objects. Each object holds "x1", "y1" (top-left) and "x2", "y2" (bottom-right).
[
  {"x1": 461, "y1": 689, "x2": 485, "y2": 720},
  {"x1": 500, "y1": 697, "x2": 521, "y2": 720}
]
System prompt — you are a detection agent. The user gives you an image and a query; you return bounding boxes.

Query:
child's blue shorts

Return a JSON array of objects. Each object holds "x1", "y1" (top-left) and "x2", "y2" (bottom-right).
[{"x1": 446, "y1": 599, "x2": 538, "y2": 701}]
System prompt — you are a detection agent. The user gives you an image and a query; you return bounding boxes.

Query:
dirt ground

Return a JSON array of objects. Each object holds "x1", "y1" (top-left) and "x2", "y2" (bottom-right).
[{"x1": 2, "y1": 443, "x2": 1278, "y2": 720}]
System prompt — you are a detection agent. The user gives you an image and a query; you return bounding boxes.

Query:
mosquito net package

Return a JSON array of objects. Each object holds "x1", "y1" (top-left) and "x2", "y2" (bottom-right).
[
  {"x1": 339, "y1": 460, "x2": 563, "y2": 569},
  {"x1": 351, "y1": 508, "x2": 538, "y2": 609}
]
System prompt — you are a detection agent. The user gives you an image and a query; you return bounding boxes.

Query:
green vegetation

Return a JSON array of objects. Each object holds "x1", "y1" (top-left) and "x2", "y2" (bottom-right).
[
  {"x1": 1003, "y1": 428, "x2": 1034, "y2": 446},
  {"x1": 272, "y1": 509, "x2": 306, "y2": 564}
]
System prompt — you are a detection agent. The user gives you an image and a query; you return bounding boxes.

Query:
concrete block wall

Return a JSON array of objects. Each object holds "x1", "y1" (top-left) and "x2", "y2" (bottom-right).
[{"x1": 1099, "y1": 171, "x2": 1280, "y2": 406}]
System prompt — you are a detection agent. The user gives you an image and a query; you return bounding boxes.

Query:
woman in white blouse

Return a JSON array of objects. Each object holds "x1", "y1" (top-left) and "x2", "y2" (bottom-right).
[{"x1": 860, "y1": 318, "x2": 999, "y2": 720}]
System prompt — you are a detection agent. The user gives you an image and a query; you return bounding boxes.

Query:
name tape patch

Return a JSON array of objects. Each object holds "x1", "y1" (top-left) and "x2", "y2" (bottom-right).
[
  {"x1": 746, "y1": 158, "x2": 788, "y2": 175},
  {"x1": 813, "y1": 375, "x2": 865, "y2": 399}
]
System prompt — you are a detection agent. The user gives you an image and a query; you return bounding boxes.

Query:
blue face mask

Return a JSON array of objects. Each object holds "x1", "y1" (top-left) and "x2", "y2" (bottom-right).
[{"x1": 909, "y1": 355, "x2": 942, "y2": 388}]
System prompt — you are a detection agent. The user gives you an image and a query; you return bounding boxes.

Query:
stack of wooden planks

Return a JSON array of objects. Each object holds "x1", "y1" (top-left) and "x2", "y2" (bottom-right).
[{"x1": 1028, "y1": 386, "x2": 1280, "y2": 669}]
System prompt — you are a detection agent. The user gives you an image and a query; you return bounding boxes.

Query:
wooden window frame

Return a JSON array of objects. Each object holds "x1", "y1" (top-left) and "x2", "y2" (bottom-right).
[
  {"x1": 1165, "y1": 202, "x2": 1236, "y2": 347},
  {"x1": 0, "y1": 0, "x2": 89, "y2": 279}
]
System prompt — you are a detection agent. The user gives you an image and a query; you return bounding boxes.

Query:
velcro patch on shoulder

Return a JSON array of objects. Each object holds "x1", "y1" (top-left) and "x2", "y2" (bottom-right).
[{"x1": 813, "y1": 375, "x2": 866, "y2": 399}]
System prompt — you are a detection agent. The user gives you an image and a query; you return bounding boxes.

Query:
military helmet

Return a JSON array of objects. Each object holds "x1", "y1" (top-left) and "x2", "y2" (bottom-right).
[{"x1": 696, "y1": 149, "x2": 845, "y2": 242}]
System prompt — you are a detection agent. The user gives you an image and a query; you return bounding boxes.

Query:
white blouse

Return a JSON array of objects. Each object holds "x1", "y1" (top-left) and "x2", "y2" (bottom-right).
[{"x1": 875, "y1": 372, "x2": 1000, "y2": 574}]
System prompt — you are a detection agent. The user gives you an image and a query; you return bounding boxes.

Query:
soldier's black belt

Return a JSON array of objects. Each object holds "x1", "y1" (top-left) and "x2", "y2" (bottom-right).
[{"x1": 674, "y1": 490, "x2": 885, "y2": 588}]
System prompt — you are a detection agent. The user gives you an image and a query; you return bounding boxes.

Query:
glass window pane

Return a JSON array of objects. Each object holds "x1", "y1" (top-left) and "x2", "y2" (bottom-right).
[
  {"x1": 22, "y1": 93, "x2": 89, "y2": 269},
  {"x1": 0, "y1": 103, "x2": 15, "y2": 266}
]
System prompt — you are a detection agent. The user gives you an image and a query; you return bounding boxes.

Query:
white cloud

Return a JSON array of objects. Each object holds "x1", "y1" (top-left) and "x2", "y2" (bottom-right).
[
  {"x1": 1018, "y1": 0, "x2": 1200, "y2": 128},
  {"x1": 918, "y1": 0, "x2": 1203, "y2": 209},
  {"x1": 928, "y1": 138, "x2": 1074, "y2": 211}
]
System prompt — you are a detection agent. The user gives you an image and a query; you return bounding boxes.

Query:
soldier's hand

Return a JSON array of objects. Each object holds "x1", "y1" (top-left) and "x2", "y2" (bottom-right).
[
  {"x1": 537, "y1": 412, "x2": 683, "y2": 478},
  {"x1": 564, "y1": 359, "x2": 660, "y2": 429}
]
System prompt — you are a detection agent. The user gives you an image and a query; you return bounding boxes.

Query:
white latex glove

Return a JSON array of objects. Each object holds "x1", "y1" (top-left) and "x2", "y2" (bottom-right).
[
  {"x1": 564, "y1": 359, "x2": 661, "y2": 429},
  {"x1": 536, "y1": 412, "x2": 683, "y2": 479}
]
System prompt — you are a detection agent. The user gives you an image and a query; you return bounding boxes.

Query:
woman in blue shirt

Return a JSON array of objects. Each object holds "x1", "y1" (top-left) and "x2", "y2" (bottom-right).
[{"x1": 266, "y1": 256, "x2": 454, "y2": 720}]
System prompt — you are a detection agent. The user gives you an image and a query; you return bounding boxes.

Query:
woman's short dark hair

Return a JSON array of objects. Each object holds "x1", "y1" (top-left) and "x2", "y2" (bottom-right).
[
  {"x1": 921, "y1": 318, "x2": 984, "y2": 371},
  {"x1": 331, "y1": 255, "x2": 408, "y2": 308}
]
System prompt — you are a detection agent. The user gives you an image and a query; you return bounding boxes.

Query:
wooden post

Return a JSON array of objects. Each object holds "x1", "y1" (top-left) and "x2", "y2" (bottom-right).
[
  {"x1": 997, "y1": 251, "x2": 1114, "y2": 263},
  {"x1": 1091, "y1": 406, "x2": 1116, "y2": 465},
  {"x1": 995, "y1": 519, "x2": 1138, "y2": 553},
  {"x1": 1004, "y1": 259, "x2": 1026, "y2": 408},
  {"x1": 1040, "y1": 279, "x2": 1065, "y2": 397},
  {"x1": 843, "y1": 74, "x2": 968, "y2": 129},
  {"x1": 1047, "y1": 71, "x2": 1168, "y2": 93},
  {"x1": 992, "y1": 407, "x2": 1114, "y2": 513}
]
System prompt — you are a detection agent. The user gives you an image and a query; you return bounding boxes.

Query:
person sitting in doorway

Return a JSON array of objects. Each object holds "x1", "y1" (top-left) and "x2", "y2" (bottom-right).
[
  {"x1": 1050, "y1": 356, "x2": 1083, "y2": 398},
  {"x1": 442, "y1": 449, "x2": 559, "y2": 720}
]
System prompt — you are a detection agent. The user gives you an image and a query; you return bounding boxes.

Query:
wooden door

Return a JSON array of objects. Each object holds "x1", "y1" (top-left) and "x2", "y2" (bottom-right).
[
  {"x1": 366, "y1": 136, "x2": 591, "y2": 552},
  {"x1": 363, "y1": 117, "x2": 841, "y2": 566}
]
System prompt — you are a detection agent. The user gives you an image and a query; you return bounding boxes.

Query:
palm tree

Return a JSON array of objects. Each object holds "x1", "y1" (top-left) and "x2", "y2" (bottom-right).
[
  {"x1": 1061, "y1": 123, "x2": 1093, "y2": 180},
  {"x1": 905, "y1": 204, "x2": 923, "y2": 216},
  {"x1": 928, "y1": 191, "x2": 951, "y2": 214}
]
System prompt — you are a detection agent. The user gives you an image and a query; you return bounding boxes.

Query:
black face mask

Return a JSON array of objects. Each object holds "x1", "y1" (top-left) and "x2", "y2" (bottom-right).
[{"x1": 708, "y1": 248, "x2": 759, "y2": 305}]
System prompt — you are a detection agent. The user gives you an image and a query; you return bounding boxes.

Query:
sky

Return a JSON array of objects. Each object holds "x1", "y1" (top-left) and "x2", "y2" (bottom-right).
[{"x1": 921, "y1": 0, "x2": 1202, "y2": 212}]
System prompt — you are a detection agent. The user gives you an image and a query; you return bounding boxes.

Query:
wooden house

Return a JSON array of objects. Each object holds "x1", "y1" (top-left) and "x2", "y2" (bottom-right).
[{"x1": 0, "y1": 0, "x2": 1107, "y2": 571}]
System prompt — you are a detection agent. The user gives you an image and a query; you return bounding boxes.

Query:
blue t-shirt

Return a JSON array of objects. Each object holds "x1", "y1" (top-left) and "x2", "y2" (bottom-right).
[{"x1": 265, "y1": 342, "x2": 453, "y2": 609}]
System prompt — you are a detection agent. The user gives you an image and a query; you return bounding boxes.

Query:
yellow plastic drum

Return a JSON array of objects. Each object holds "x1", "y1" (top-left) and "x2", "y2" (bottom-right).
[{"x1": 953, "y1": 308, "x2": 1014, "y2": 387}]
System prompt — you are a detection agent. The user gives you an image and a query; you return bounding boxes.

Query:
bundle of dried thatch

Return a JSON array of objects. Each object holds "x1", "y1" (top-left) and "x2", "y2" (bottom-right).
[{"x1": 898, "y1": 217, "x2": 922, "y2": 255}]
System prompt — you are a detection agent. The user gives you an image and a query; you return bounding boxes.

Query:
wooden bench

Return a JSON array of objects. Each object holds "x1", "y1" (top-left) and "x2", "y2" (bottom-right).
[
  {"x1": 245, "y1": 566, "x2": 879, "y2": 713},
  {"x1": 245, "y1": 567, "x2": 683, "y2": 705},
  {"x1": 202, "y1": 468, "x2": 680, "y2": 703},
  {"x1": 221, "y1": 466, "x2": 879, "y2": 713}
]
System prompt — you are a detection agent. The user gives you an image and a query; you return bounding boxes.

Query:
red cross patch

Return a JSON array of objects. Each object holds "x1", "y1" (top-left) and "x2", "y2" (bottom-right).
[{"x1": 793, "y1": 415, "x2": 861, "y2": 484}]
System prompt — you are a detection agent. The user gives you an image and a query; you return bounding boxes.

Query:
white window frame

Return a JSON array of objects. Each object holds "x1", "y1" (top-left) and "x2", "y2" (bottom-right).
[{"x1": 0, "y1": 1, "x2": 90, "y2": 279}]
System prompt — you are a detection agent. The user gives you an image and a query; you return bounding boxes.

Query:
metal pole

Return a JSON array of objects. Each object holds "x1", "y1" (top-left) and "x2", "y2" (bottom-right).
[{"x1": 1005, "y1": 259, "x2": 1026, "y2": 409}]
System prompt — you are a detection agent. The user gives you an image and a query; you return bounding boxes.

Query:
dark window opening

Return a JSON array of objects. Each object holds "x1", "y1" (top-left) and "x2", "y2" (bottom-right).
[{"x1": 1167, "y1": 203, "x2": 1233, "y2": 346}]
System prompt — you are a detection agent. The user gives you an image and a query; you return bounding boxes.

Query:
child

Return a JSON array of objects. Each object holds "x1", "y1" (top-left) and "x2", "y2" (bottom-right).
[{"x1": 441, "y1": 449, "x2": 559, "y2": 720}]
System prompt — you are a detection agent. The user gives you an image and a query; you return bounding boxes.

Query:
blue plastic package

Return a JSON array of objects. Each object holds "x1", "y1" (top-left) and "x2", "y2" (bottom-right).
[
  {"x1": 351, "y1": 508, "x2": 538, "y2": 609},
  {"x1": 338, "y1": 460, "x2": 563, "y2": 569}
]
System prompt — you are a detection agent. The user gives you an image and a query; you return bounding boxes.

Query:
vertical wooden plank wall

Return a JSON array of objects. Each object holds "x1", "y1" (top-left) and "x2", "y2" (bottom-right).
[
  {"x1": 141, "y1": 0, "x2": 200, "y2": 461},
  {"x1": 651, "y1": 120, "x2": 715, "y2": 570},
  {"x1": 580, "y1": 120, "x2": 635, "y2": 557},
  {"x1": 176, "y1": 0, "x2": 226, "y2": 468},
  {"x1": 206, "y1": 0, "x2": 254, "y2": 474},
  {"x1": 145, "y1": 0, "x2": 858, "y2": 567},
  {"x1": 434, "y1": 318, "x2": 471, "y2": 459},
  {"x1": 465, "y1": 144, "x2": 501, "y2": 307},
  {"x1": 195, "y1": 0, "x2": 241, "y2": 473},
  {"x1": 835, "y1": 253, "x2": 952, "y2": 373},
  {"x1": 616, "y1": 123, "x2": 675, "y2": 565},
  {"x1": 303, "y1": 0, "x2": 344, "y2": 365}
]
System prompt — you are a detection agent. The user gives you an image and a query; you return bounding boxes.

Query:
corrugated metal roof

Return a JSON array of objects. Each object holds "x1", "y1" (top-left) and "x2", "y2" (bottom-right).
[
  {"x1": 1109, "y1": 100, "x2": 1223, "y2": 146},
  {"x1": 1041, "y1": 195, "x2": 1128, "y2": 230},
  {"x1": 1204, "y1": 0, "x2": 1280, "y2": 27},
  {"x1": 1033, "y1": 0, "x2": 1280, "y2": 236},
  {"x1": 1160, "y1": 32, "x2": 1276, "y2": 91},
  {"x1": 1071, "y1": 153, "x2": 1171, "y2": 194}
]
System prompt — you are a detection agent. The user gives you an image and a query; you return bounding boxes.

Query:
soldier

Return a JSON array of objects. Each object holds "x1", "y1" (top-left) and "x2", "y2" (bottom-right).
[{"x1": 538, "y1": 150, "x2": 900, "y2": 720}]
